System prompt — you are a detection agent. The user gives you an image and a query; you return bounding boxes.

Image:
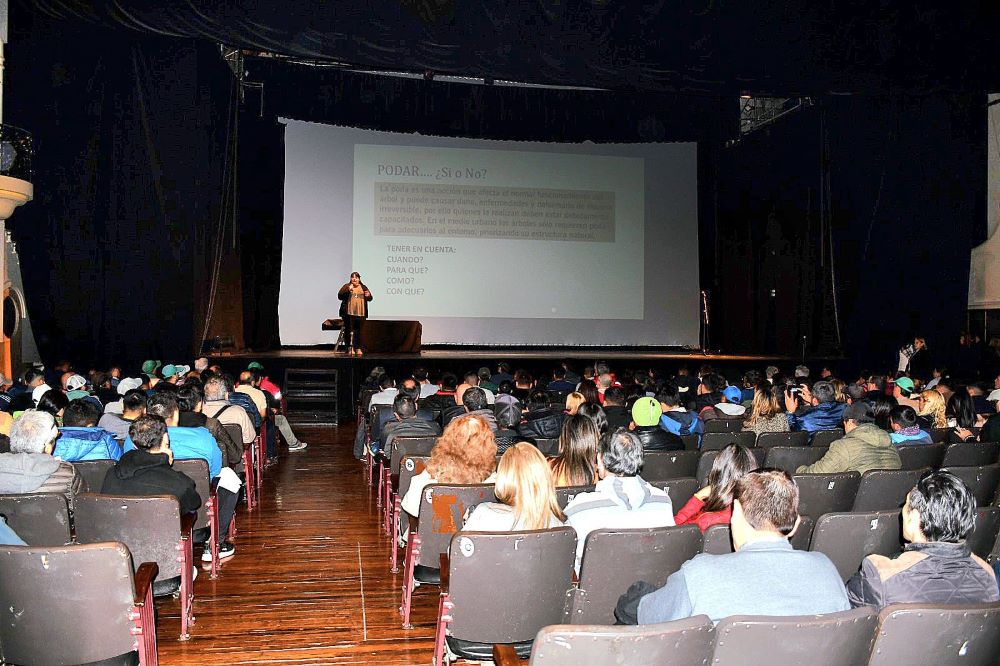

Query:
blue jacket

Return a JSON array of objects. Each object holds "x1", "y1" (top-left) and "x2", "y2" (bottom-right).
[
  {"x1": 124, "y1": 426, "x2": 222, "y2": 479},
  {"x1": 660, "y1": 410, "x2": 703, "y2": 438},
  {"x1": 890, "y1": 430, "x2": 934, "y2": 446},
  {"x1": 54, "y1": 427, "x2": 123, "y2": 462},
  {"x1": 787, "y1": 401, "x2": 846, "y2": 433}
]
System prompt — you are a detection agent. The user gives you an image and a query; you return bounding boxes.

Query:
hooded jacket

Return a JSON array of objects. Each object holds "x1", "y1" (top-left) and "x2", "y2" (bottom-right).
[
  {"x1": 0, "y1": 452, "x2": 83, "y2": 511},
  {"x1": 699, "y1": 402, "x2": 747, "y2": 421},
  {"x1": 787, "y1": 401, "x2": 847, "y2": 433},
  {"x1": 53, "y1": 427, "x2": 123, "y2": 462},
  {"x1": 101, "y1": 449, "x2": 201, "y2": 515},
  {"x1": 659, "y1": 409, "x2": 703, "y2": 438},
  {"x1": 795, "y1": 423, "x2": 901, "y2": 474},
  {"x1": 518, "y1": 407, "x2": 564, "y2": 441}
]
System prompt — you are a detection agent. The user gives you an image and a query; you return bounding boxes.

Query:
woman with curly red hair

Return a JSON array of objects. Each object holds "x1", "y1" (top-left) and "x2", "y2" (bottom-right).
[{"x1": 400, "y1": 413, "x2": 498, "y2": 519}]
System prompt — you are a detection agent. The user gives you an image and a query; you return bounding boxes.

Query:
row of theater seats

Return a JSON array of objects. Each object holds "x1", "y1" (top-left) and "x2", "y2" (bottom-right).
[
  {"x1": 359, "y1": 428, "x2": 1000, "y2": 664},
  {"x1": 0, "y1": 421, "x2": 273, "y2": 665}
]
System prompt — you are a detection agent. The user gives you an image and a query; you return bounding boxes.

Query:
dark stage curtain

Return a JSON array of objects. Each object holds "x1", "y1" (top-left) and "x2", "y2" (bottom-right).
[
  {"x1": 19, "y1": 0, "x2": 1000, "y2": 94},
  {"x1": 709, "y1": 96, "x2": 986, "y2": 373},
  {"x1": 6, "y1": 10, "x2": 233, "y2": 368}
]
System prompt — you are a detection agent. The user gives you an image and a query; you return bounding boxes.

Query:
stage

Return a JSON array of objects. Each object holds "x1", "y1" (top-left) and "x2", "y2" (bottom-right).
[{"x1": 208, "y1": 346, "x2": 821, "y2": 425}]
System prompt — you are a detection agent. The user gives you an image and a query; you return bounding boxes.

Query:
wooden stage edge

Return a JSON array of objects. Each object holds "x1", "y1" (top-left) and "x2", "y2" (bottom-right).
[{"x1": 215, "y1": 346, "x2": 819, "y2": 363}]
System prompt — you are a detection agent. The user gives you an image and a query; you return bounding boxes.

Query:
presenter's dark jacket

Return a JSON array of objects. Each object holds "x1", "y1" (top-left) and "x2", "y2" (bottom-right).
[{"x1": 338, "y1": 282, "x2": 373, "y2": 318}]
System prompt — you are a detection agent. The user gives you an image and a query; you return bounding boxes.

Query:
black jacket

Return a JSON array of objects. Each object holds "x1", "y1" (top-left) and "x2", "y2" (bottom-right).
[
  {"x1": 604, "y1": 406, "x2": 631, "y2": 431},
  {"x1": 518, "y1": 407, "x2": 564, "y2": 441},
  {"x1": 338, "y1": 281, "x2": 373, "y2": 318},
  {"x1": 101, "y1": 449, "x2": 202, "y2": 515},
  {"x1": 633, "y1": 425, "x2": 684, "y2": 451}
]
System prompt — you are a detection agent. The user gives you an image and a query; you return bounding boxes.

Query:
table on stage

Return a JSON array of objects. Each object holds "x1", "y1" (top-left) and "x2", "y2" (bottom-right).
[{"x1": 322, "y1": 318, "x2": 422, "y2": 353}]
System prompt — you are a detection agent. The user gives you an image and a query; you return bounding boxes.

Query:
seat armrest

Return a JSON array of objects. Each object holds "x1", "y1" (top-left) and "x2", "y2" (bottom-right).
[
  {"x1": 492, "y1": 644, "x2": 525, "y2": 666},
  {"x1": 407, "y1": 514, "x2": 419, "y2": 534},
  {"x1": 133, "y1": 562, "x2": 160, "y2": 605},
  {"x1": 439, "y1": 553, "x2": 450, "y2": 592}
]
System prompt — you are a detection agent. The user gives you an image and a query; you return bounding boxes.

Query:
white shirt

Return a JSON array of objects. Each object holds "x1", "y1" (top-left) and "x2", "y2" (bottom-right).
[
  {"x1": 419, "y1": 383, "x2": 439, "y2": 398},
  {"x1": 564, "y1": 475, "x2": 674, "y2": 572},
  {"x1": 462, "y1": 502, "x2": 564, "y2": 532},
  {"x1": 369, "y1": 388, "x2": 399, "y2": 406}
]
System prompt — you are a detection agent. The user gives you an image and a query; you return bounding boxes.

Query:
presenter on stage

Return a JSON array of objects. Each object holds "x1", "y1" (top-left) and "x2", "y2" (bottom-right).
[{"x1": 338, "y1": 272, "x2": 373, "y2": 356}]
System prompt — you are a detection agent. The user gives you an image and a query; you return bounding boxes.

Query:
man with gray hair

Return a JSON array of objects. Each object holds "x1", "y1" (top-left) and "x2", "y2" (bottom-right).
[
  {"x1": 194, "y1": 357, "x2": 209, "y2": 373},
  {"x1": 0, "y1": 410, "x2": 83, "y2": 510},
  {"x1": 203, "y1": 376, "x2": 256, "y2": 446},
  {"x1": 564, "y1": 428, "x2": 674, "y2": 572}
]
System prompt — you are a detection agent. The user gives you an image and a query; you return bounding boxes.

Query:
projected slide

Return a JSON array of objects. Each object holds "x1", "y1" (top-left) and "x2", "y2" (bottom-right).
[
  {"x1": 279, "y1": 120, "x2": 699, "y2": 347},
  {"x1": 353, "y1": 145, "x2": 643, "y2": 319}
]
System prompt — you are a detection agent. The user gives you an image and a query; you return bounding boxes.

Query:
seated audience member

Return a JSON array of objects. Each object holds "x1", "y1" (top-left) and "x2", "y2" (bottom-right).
[
  {"x1": 414, "y1": 366, "x2": 439, "y2": 399},
  {"x1": 421, "y1": 372, "x2": 458, "y2": 418},
  {"x1": 381, "y1": 394, "x2": 441, "y2": 453},
  {"x1": 511, "y1": 369, "x2": 534, "y2": 402},
  {"x1": 891, "y1": 376, "x2": 921, "y2": 411},
  {"x1": 848, "y1": 470, "x2": 999, "y2": 608},
  {"x1": 202, "y1": 375, "x2": 256, "y2": 448},
  {"x1": 565, "y1": 428, "x2": 674, "y2": 570},
  {"x1": 455, "y1": 371, "x2": 495, "y2": 406},
  {"x1": 159, "y1": 363, "x2": 190, "y2": 386},
  {"x1": 400, "y1": 414, "x2": 497, "y2": 524},
  {"x1": 888, "y1": 405, "x2": 933, "y2": 445},
  {"x1": 102, "y1": 415, "x2": 201, "y2": 515},
  {"x1": 968, "y1": 382, "x2": 991, "y2": 417},
  {"x1": 245, "y1": 369, "x2": 307, "y2": 453},
  {"x1": 443, "y1": 386, "x2": 497, "y2": 431},
  {"x1": 743, "y1": 382, "x2": 791, "y2": 436},
  {"x1": 219, "y1": 374, "x2": 261, "y2": 430},
  {"x1": 494, "y1": 380, "x2": 520, "y2": 409},
  {"x1": 463, "y1": 442, "x2": 564, "y2": 531},
  {"x1": 577, "y1": 402, "x2": 608, "y2": 438},
  {"x1": 490, "y1": 362, "x2": 513, "y2": 387},
  {"x1": 8, "y1": 367, "x2": 45, "y2": 413},
  {"x1": 99, "y1": 387, "x2": 146, "y2": 441},
  {"x1": 53, "y1": 399, "x2": 122, "y2": 462},
  {"x1": 127, "y1": 392, "x2": 238, "y2": 560},
  {"x1": 872, "y1": 394, "x2": 899, "y2": 432},
  {"x1": 0, "y1": 515, "x2": 25, "y2": 545},
  {"x1": 948, "y1": 389, "x2": 983, "y2": 443},
  {"x1": 657, "y1": 381, "x2": 703, "y2": 438},
  {"x1": 916, "y1": 389, "x2": 948, "y2": 431},
  {"x1": 493, "y1": 402, "x2": 522, "y2": 454},
  {"x1": 564, "y1": 391, "x2": 586, "y2": 416},
  {"x1": 630, "y1": 396, "x2": 683, "y2": 451},
  {"x1": 693, "y1": 373, "x2": 725, "y2": 414},
  {"x1": 674, "y1": 444, "x2": 758, "y2": 532},
  {"x1": 796, "y1": 401, "x2": 901, "y2": 474},
  {"x1": 373, "y1": 378, "x2": 432, "y2": 442},
  {"x1": 477, "y1": 367, "x2": 498, "y2": 394},
  {"x1": 577, "y1": 379, "x2": 601, "y2": 406},
  {"x1": 177, "y1": 384, "x2": 242, "y2": 472},
  {"x1": 518, "y1": 390, "x2": 564, "y2": 441},
  {"x1": 0, "y1": 410, "x2": 83, "y2": 510},
  {"x1": 102, "y1": 376, "x2": 143, "y2": 415},
  {"x1": 602, "y1": 387, "x2": 630, "y2": 430},
  {"x1": 625, "y1": 470, "x2": 848, "y2": 624},
  {"x1": 368, "y1": 374, "x2": 399, "y2": 407},
  {"x1": 547, "y1": 367, "x2": 576, "y2": 393},
  {"x1": 550, "y1": 415, "x2": 600, "y2": 487},
  {"x1": 700, "y1": 384, "x2": 747, "y2": 421},
  {"x1": 35, "y1": 389, "x2": 68, "y2": 423},
  {"x1": 785, "y1": 381, "x2": 846, "y2": 433},
  {"x1": 236, "y1": 370, "x2": 268, "y2": 419},
  {"x1": 980, "y1": 399, "x2": 1000, "y2": 444}
]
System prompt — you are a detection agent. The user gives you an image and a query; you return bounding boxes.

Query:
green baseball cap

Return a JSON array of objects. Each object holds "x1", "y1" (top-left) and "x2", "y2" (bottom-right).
[
  {"x1": 248, "y1": 362, "x2": 264, "y2": 371},
  {"x1": 141, "y1": 360, "x2": 161, "y2": 375},
  {"x1": 893, "y1": 377, "x2": 915, "y2": 393}
]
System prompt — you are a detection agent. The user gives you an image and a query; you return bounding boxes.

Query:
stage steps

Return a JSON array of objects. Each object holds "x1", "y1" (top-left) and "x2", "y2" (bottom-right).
[{"x1": 283, "y1": 368, "x2": 338, "y2": 426}]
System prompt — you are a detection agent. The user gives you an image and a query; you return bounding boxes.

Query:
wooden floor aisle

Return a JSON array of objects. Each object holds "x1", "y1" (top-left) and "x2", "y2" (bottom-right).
[{"x1": 157, "y1": 423, "x2": 438, "y2": 665}]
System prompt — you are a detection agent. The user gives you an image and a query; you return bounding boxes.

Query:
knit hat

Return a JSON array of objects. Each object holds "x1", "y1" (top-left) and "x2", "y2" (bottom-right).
[{"x1": 631, "y1": 397, "x2": 661, "y2": 427}]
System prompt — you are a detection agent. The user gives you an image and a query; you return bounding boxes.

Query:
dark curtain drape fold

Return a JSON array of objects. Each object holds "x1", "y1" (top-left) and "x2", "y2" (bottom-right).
[{"x1": 6, "y1": 9, "x2": 232, "y2": 368}]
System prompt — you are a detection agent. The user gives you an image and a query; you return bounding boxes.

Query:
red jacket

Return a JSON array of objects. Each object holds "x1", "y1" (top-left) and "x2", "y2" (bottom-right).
[{"x1": 674, "y1": 496, "x2": 732, "y2": 533}]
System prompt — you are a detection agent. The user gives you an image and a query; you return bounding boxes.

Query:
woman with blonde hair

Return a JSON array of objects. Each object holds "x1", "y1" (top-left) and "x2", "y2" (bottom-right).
[
  {"x1": 463, "y1": 443, "x2": 565, "y2": 531},
  {"x1": 742, "y1": 382, "x2": 790, "y2": 436},
  {"x1": 916, "y1": 389, "x2": 947, "y2": 430},
  {"x1": 830, "y1": 378, "x2": 847, "y2": 403},
  {"x1": 564, "y1": 391, "x2": 586, "y2": 415},
  {"x1": 400, "y1": 414, "x2": 497, "y2": 519},
  {"x1": 550, "y1": 414, "x2": 600, "y2": 487}
]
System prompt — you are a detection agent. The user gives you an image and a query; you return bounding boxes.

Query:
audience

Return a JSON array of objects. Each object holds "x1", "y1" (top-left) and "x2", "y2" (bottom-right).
[
  {"x1": 381, "y1": 394, "x2": 441, "y2": 453},
  {"x1": 621, "y1": 469, "x2": 848, "y2": 624},
  {"x1": 564, "y1": 429, "x2": 674, "y2": 571},
  {"x1": 602, "y1": 387, "x2": 630, "y2": 430},
  {"x1": 517, "y1": 390, "x2": 564, "y2": 440},
  {"x1": 493, "y1": 402, "x2": 522, "y2": 454},
  {"x1": 203, "y1": 375, "x2": 256, "y2": 450},
  {"x1": 550, "y1": 414, "x2": 600, "y2": 487},
  {"x1": 674, "y1": 444, "x2": 758, "y2": 532},
  {"x1": 564, "y1": 391, "x2": 586, "y2": 415},
  {"x1": 657, "y1": 381, "x2": 703, "y2": 438},
  {"x1": 98, "y1": 387, "x2": 146, "y2": 441},
  {"x1": 796, "y1": 401, "x2": 901, "y2": 474},
  {"x1": 177, "y1": 384, "x2": 243, "y2": 472},
  {"x1": 576, "y1": 402, "x2": 608, "y2": 438},
  {"x1": 916, "y1": 389, "x2": 948, "y2": 430},
  {"x1": 463, "y1": 443, "x2": 564, "y2": 531},
  {"x1": 0, "y1": 410, "x2": 83, "y2": 510},
  {"x1": 699, "y1": 385, "x2": 747, "y2": 422},
  {"x1": 847, "y1": 470, "x2": 998, "y2": 608},
  {"x1": 443, "y1": 386, "x2": 497, "y2": 431}
]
